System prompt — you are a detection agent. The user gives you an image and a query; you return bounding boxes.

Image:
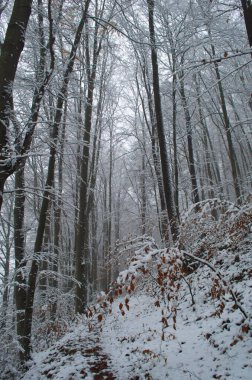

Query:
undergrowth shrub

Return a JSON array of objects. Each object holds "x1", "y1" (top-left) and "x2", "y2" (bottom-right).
[{"x1": 87, "y1": 197, "x2": 251, "y2": 336}]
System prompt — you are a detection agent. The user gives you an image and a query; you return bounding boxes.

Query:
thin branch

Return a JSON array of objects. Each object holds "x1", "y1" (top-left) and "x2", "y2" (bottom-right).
[{"x1": 182, "y1": 250, "x2": 248, "y2": 319}]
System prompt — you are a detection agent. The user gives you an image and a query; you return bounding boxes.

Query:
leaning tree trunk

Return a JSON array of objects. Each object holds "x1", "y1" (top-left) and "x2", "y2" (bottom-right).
[
  {"x1": 147, "y1": 0, "x2": 178, "y2": 242},
  {"x1": 0, "y1": 0, "x2": 33, "y2": 210}
]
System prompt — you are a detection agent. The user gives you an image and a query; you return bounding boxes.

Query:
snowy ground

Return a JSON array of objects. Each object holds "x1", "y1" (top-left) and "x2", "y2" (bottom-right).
[
  {"x1": 16, "y1": 211, "x2": 252, "y2": 380},
  {"x1": 21, "y1": 261, "x2": 252, "y2": 379},
  {"x1": 101, "y1": 293, "x2": 251, "y2": 380},
  {"x1": 20, "y1": 323, "x2": 116, "y2": 379}
]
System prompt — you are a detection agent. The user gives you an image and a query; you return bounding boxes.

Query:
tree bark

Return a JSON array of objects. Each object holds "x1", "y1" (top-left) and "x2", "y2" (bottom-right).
[
  {"x1": 211, "y1": 44, "x2": 241, "y2": 201},
  {"x1": 179, "y1": 69, "x2": 200, "y2": 204},
  {"x1": 14, "y1": 167, "x2": 27, "y2": 361},
  {"x1": 241, "y1": 0, "x2": 252, "y2": 53},
  {"x1": 136, "y1": 59, "x2": 168, "y2": 239},
  {"x1": 147, "y1": 0, "x2": 179, "y2": 242},
  {"x1": 75, "y1": 13, "x2": 104, "y2": 313},
  {"x1": 0, "y1": 0, "x2": 33, "y2": 209}
]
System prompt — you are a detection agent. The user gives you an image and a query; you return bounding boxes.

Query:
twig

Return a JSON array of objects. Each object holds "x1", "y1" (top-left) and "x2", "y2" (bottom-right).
[{"x1": 182, "y1": 250, "x2": 248, "y2": 319}]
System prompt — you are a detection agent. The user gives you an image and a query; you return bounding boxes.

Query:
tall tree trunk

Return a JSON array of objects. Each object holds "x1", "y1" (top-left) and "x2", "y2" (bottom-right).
[
  {"x1": 22, "y1": 3, "x2": 90, "y2": 360},
  {"x1": 194, "y1": 74, "x2": 216, "y2": 199},
  {"x1": 102, "y1": 178, "x2": 109, "y2": 290},
  {"x1": 138, "y1": 61, "x2": 168, "y2": 239},
  {"x1": 0, "y1": 214, "x2": 12, "y2": 331},
  {"x1": 107, "y1": 126, "x2": 113, "y2": 284},
  {"x1": 0, "y1": 0, "x2": 55, "y2": 211},
  {"x1": 147, "y1": 0, "x2": 178, "y2": 241},
  {"x1": 179, "y1": 70, "x2": 200, "y2": 204},
  {"x1": 14, "y1": 167, "x2": 27, "y2": 360},
  {"x1": 51, "y1": 100, "x2": 67, "y2": 319},
  {"x1": 140, "y1": 147, "x2": 147, "y2": 236},
  {"x1": 113, "y1": 190, "x2": 121, "y2": 280},
  {"x1": 0, "y1": 0, "x2": 33, "y2": 210},
  {"x1": 211, "y1": 43, "x2": 241, "y2": 201},
  {"x1": 172, "y1": 64, "x2": 179, "y2": 217},
  {"x1": 91, "y1": 206, "x2": 98, "y2": 294},
  {"x1": 75, "y1": 13, "x2": 104, "y2": 313}
]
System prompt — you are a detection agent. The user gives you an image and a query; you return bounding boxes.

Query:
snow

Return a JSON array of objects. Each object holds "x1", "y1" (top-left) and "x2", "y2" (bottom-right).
[
  {"x1": 19, "y1": 203, "x2": 252, "y2": 379},
  {"x1": 21, "y1": 241, "x2": 252, "y2": 380},
  {"x1": 21, "y1": 324, "x2": 112, "y2": 380},
  {"x1": 101, "y1": 288, "x2": 251, "y2": 379}
]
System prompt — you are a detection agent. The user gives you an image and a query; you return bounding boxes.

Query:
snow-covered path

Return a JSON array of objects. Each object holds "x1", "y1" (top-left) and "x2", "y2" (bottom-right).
[
  {"x1": 21, "y1": 291, "x2": 252, "y2": 380},
  {"x1": 21, "y1": 233, "x2": 252, "y2": 380},
  {"x1": 21, "y1": 325, "x2": 116, "y2": 380}
]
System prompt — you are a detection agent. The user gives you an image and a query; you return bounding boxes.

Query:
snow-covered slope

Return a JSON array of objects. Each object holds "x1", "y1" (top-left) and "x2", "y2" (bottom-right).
[
  {"x1": 20, "y1": 200, "x2": 252, "y2": 379},
  {"x1": 21, "y1": 248, "x2": 252, "y2": 379}
]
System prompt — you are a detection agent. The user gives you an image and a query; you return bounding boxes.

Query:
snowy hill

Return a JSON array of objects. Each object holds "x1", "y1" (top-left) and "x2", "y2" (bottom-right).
[
  {"x1": 16, "y1": 200, "x2": 252, "y2": 379},
  {"x1": 21, "y1": 248, "x2": 252, "y2": 377}
]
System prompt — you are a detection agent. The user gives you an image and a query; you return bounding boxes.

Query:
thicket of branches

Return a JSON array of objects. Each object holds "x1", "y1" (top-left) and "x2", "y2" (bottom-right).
[{"x1": 0, "y1": 0, "x2": 251, "y2": 374}]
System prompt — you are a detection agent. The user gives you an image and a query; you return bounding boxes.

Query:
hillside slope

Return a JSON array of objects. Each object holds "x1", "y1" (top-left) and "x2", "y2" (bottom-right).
[{"x1": 21, "y1": 199, "x2": 252, "y2": 379}]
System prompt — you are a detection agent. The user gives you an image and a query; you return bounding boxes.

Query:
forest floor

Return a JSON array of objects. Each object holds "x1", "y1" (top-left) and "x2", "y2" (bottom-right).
[{"x1": 21, "y1": 236, "x2": 252, "y2": 380}]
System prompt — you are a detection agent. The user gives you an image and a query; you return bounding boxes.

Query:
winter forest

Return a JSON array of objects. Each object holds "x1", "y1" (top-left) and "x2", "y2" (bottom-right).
[{"x1": 0, "y1": 0, "x2": 252, "y2": 379}]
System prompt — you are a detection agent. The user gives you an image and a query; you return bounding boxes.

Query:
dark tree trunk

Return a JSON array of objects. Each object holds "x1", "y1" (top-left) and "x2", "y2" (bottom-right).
[
  {"x1": 179, "y1": 70, "x2": 200, "y2": 204},
  {"x1": 0, "y1": 215, "x2": 11, "y2": 331},
  {"x1": 22, "y1": 3, "x2": 90, "y2": 360},
  {"x1": 147, "y1": 0, "x2": 178, "y2": 242},
  {"x1": 0, "y1": 0, "x2": 55, "y2": 212},
  {"x1": 108, "y1": 127, "x2": 113, "y2": 283},
  {"x1": 140, "y1": 146, "x2": 147, "y2": 236},
  {"x1": 14, "y1": 167, "x2": 27, "y2": 361},
  {"x1": 75, "y1": 14, "x2": 104, "y2": 313},
  {"x1": 0, "y1": 0, "x2": 33, "y2": 210},
  {"x1": 0, "y1": 0, "x2": 33, "y2": 151},
  {"x1": 241, "y1": 0, "x2": 252, "y2": 53},
  {"x1": 137, "y1": 60, "x2": 168, "y2": 239},
  {"x1": 51, "y1": 100, "x2": 67, "y2": 319},
  {"x1": 211, "y1": 44, "x2": 241, "y2": 201},
  {"x1": 91, "y1": 207, "x2": 98, "y2": 294},
  {"x1": 172, "y1": 67, "x2": 180, "y2": 218},
  {"x1": 75, "y1": 77, "x2": 96, "y2": 313}
]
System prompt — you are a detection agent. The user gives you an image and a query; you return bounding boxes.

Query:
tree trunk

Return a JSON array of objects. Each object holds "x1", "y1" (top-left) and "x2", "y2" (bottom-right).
[
  {"x1": 138, "y1": 60, "x2": 168, "y2": 239},
  {"x1": 22, "y1": 3, "x2": 90, "y2": 359},
  {"x1": 241, "y1": 0, "x2": 252, "y2": 53},
  {"x1": 211, "y1": 44, "x2": 241, "y2": 201},
  {"x1": 75, "y1": 15, "x2": 103, "y2": 313},
  {"x1": 14, "y1": 167, "x2": 27, "y2": 360},
  {"x1": 0, "y1": 0, "x2": 33, "y2": 154},
  {"x1": 0, "y1": 0, "x2": 56, "y2": 212},
  {"x1": 179, "y1": 70, "x2": 200, "y2": 204},
  {"x1": 172, "y1": 65, "x2": 179, "y2": 218},
  {"x1": 51, "y1": 100, "x2": 67, "y2": 319},
  {"x1": 140, "y1": 146, "x2": 147, "y2": 236},
  {"x1": 147, "y1": 0, "x2": 178, "y2": 242},
  {"x1": 194, "y1": 74, "x2": 216, "y2": 200}
]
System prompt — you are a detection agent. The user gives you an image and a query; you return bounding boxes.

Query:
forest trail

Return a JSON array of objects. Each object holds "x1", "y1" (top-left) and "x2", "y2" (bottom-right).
[{"x1": 21, "y1": 326, "x2": 117, "y2": 380}]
